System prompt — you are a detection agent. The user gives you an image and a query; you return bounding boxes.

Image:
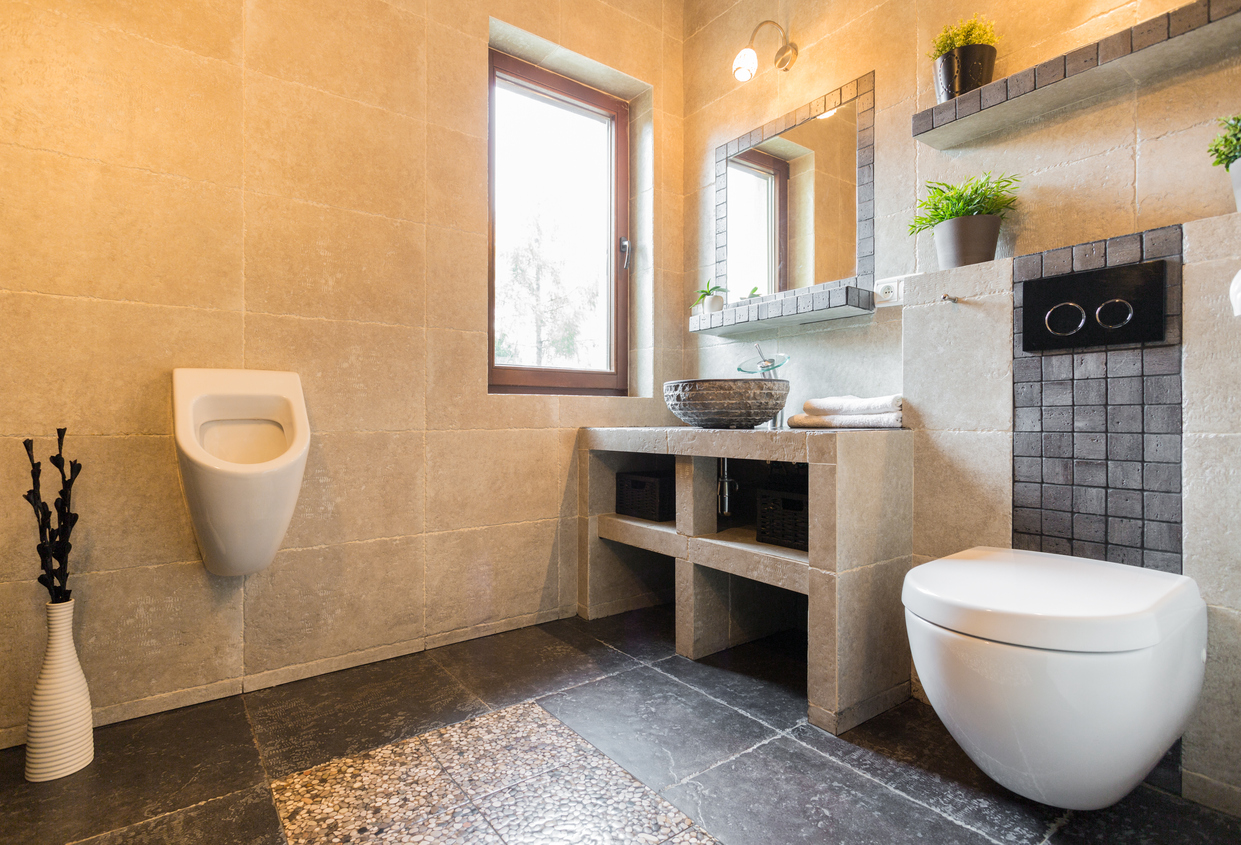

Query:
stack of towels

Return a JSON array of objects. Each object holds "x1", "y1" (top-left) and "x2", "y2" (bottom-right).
[{"x1": 788, "y1": 394, "x2": 903, "y2": 429}]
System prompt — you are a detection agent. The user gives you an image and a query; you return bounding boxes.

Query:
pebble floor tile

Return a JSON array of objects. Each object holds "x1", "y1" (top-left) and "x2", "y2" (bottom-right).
[
  {"x1": 423, "y1": 702, "x2": 596, "y2": 797},
  {"x1": 272, "y1": 702, "x2": 695, "y2": 845}
]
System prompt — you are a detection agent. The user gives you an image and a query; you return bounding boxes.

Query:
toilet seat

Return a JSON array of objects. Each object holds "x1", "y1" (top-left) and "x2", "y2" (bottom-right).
[{"x1": 903, "y1": 546, "x2": 1204, "y2": 652}]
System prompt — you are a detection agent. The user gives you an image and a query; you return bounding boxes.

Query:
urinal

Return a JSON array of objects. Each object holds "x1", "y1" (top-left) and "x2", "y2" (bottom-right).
[{"x1": 173, "y1": 369, "x2": 310, "y2": 577}]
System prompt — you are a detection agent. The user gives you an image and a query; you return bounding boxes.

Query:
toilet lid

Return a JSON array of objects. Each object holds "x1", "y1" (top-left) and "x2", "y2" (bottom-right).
[{"x1": 902, "y1": 547, "x2": 1204, "y2": 652}]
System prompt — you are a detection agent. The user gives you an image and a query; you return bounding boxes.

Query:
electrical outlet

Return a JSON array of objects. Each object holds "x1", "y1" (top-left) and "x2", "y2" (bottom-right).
[
  {"x1": 874, "y1": 279, "x2": 905, "y2": 307},
  {"x1": 876, "y1": 283, "x2": 897, "y2": 301}
]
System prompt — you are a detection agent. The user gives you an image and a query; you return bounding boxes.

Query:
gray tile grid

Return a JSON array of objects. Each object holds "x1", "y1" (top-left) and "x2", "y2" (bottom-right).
[
  {"x1": 1011, "y1": 226, "x2": 1183, "y2": 577},
  {"x1": 911, "y1": 0, "x2": 1241, "y2": 137}
]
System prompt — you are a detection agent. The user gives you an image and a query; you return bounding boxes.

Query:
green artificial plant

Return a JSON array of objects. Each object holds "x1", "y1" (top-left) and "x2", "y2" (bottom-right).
[
  {"x1": 928, "y1": 14, "x2": 1000, "y2": 60},
  {"x1": 1208, "y1": 114, "x2": 1241, "y2": 171},
  {"x1": 909, "y1": 172, "x2": 1020, "y2": 235},
  {"x1": 693, "y1": 284, "x2": 728, "y2": 307}
]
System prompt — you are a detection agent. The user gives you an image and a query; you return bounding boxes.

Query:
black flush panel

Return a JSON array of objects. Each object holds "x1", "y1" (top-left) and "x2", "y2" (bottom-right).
[{"x1": 1023, "y1": 260, "x2": 1166, "y2": 351}]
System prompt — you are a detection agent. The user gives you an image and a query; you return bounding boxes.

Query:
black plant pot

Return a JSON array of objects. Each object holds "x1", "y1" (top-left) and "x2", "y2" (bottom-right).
[{"x1": 933, "y1": 44, "x2": 997, "y2": 103}]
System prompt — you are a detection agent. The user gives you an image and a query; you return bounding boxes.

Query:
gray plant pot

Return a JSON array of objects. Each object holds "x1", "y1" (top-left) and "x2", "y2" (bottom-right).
[
  {"x1": 933, "y1": 215, "x2": 1002, "y2": 269},
  {"x1": 1232, "y1": 164, "x2": 1241, "y2": 213}
]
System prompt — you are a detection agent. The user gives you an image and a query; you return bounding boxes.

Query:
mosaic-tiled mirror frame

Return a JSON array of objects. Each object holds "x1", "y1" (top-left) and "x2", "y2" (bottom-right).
[{"x1": 713, "y1": 71, "x2": 876, "y2": 299}]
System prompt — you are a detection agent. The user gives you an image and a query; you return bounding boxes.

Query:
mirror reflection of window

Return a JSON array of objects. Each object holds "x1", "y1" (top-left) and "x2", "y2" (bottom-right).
[{"x1": 727, "y1": 154, "x2": 788, "y2": 296}]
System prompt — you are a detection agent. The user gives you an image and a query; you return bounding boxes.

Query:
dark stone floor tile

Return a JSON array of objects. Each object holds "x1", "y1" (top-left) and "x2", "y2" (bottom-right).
[
  {"x1": 77, "y1": 785, "x2": 285, "y2": 845},
  {"x1": 0, "y1": 697, "x2": 264, "y2": 845},
  {"x1": 1050, "y1": 784, "x2": 1241, "y2": 844},
  {"x1": 792, "y1": 700, "x2": 1062, "y2": 844},
  {"x1": 539, "y1": 665, "x2": 776, "y2": 790},
  {"x1": 245, "y1": 650, "x2": 488, "y2": 778},
  {"x1": 663, "y1": 735, "x2": 995, "y2": 845},
  {"x1": 564, "y1": 604, "x2": 677, "y2": 663},
  {"x1": 654, "y1": 629, "x2": 807, "y2": 729},
  {"x1": 429, "y1": 619, "x2": 638, "y2": 709}
]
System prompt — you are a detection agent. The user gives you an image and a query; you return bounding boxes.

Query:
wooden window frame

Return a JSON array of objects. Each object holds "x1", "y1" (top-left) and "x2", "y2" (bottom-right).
[
  {"x1": 729, "y1": 150, "x2": 789, "y2": 293},
  {"x1": 488, "y1": 50, "x2": 630, "y2": 396}
]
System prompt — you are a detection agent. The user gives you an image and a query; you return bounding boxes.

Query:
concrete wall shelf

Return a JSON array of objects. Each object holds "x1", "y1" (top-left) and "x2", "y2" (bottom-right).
[
  {"x1": 690, "y1": 281, "x2": 874, "y2": 337},
  {"x1": 912, "y1": 0, "x2": 1241, "y2": 150}
]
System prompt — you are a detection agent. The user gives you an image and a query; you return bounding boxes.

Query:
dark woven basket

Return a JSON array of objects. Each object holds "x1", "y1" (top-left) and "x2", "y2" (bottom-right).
[
  {"x1": 616, "y1": 471, "x2": 676, "y2": 522},
  {"x1": 756, "y1": 488, "x2": 809, "y2": 551}
]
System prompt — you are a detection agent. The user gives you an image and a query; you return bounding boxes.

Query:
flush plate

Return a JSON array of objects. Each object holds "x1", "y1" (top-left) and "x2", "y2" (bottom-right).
[{"x1": 1022, "y1": 260, "x2": 1166, "y2": 352}]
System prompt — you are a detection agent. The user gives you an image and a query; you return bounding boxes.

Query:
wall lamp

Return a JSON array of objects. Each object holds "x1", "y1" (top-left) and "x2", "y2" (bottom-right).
[{"x1": 732, "y1": 20, "x2": 798, "y2": 82}]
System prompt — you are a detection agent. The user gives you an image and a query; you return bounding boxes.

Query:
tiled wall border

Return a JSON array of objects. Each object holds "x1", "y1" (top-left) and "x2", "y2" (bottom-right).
[
  {"x1": 688, "y1": 277, "x2": 875, "y2": 332},
  {"x1": 912, "y1": 0, "x2": 1240, "y2": 141},
  {"x1": 1011, "y1": 225, "x2": 1183, "y2": 574},
  {"x1": 713, "y1": 71, "x2": 876, "y2": 301}
]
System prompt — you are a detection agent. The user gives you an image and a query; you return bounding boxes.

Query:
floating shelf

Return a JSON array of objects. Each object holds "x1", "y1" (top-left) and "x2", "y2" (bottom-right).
[
  {"x1": 691, "y1": 282, "x2": 875, "y2": 337},
  {"x1": 913, "y1": 1, "x2": 1241, "y2": 150}
]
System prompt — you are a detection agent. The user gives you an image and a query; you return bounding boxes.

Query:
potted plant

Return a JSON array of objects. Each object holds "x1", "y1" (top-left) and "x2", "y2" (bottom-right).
[
  {"x1": 1208, "y1": 113, "x2": 1241, "y2": 213},
  {"x1": 745, "y1": 286, "x2": 762, "y2": 299},
  {"x1": 692, "y1": 284, "x2": 728, "y2": 315},
  {"x1": 21, "y1": 429, "x2": 93, "y2": 782},
  {"x1": 929, "y1": 14, "x2": 999, "y2": 104},
  {"x1": 910, "y1": 172, "x2": 1020, "y2": 269}
]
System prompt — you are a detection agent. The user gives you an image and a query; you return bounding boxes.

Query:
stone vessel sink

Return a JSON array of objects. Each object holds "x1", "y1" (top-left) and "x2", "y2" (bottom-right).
[{"x1": 663, "y1": 379, "x2": 790, "y2": 429}]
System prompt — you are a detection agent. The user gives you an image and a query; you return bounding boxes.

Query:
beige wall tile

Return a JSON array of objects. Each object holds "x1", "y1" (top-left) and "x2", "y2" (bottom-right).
[
  {"x1": 560, "y1": 0, "x2": 661, "y2": 86},
  {"x1": 1182, "y1": 771, "x2": 1241, "y2": 820},
  {"x1": 244, "y1": 313, "x2": 425, "y2": 433},
  {"x1": 1183, "y1": 605, "x2": 1241, "y2": 795},
  {"x1": 244, "y1": 72, "x2": 425, "y2": 220},
  {"x1": 245, "y1": 194, "x2": 425, "y2": 326},
  {"x1": 1183, "y1": 259, "x2": 1241, "y2": 435},
  {"x1": 73, "y1": 562, "x2": 243, "y2": 709},
  {"x1": 913, "y1": 430, "x2": 1013, "y2": 560},
  {"x1": 426, "y1": 129, "x2": 488, "y2": 232},
  {"x1": 0, "y1": 435, "x2": 199, "y2": 582},
  {"x1": 0, "y1": 581, "x2": 57, "y2": 730},
  {"x1": 1183, "y1": 210, "x2": 1241, "y2": 265},
  {"x1": 584, "y1": 522, "x2": 675, "y2": 614},
  {"x1": 836, "y1": 431, "x2": 913, "y2": 569},
  {"x1": 0, "y1": 146, "x2": 243, "y2": 310},
  {"x1": 1137, "y1": 124, "x2": 1239, "y2": 232},
  {"x1": 244, "y1": 536, "x2": 425, "y2": 674},
  {"x1": 1183, "y1": 434, "x2": 1241, "y2": 609},
  {"x1": 246, "y1": 0, "x2": 426, "y2": 118},
  {"x1": 426, "y1": 226, "x2": 489, "y2": 332},
  {"x1": 902, "y1": 293, "x2": 1013, "y2": 432},
  {"x1": 424, "y1": 519, "x2": 559, "y2": 636},
  {"x1": 427, "y1": 21, "x2": 489, "y2": 135},
  {"x1": 425, "y1": 429, "x2": 562, "y2": 530},
  {"x1": 0, "y1": 293, "x2": 242, "y2": 437},
  {"x1": 0, "y1": 4, "x2": 242, "y2": 184},
  {"x1": 434, "y1": 0, "x2": 559, "y2": 41},
  {"x1": 424, "y1": 329, "x2": 559, "y2": 430},
  {"x1": 27, "y1": 0, "x2": 243, "y2": 62},
  {"x1": 836, "y1": 555, "x2": 912, "y2": 708},
  {"x1": 284, "y1": 431, "x2": 425, "y2": 550}
]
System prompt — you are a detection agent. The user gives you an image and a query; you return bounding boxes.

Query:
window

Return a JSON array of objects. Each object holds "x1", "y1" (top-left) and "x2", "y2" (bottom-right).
[
  {"x1": 488, "y1": 50, "x2": 630, "y2": 395},
  {"x1": 727, "y1": 151, "x2": 788, "y2": 295}
]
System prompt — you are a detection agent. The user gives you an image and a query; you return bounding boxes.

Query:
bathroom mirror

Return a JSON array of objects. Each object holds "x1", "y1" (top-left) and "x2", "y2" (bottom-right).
[{"x1": 715, "y1": 72, "x2": 875, "y2": 296}]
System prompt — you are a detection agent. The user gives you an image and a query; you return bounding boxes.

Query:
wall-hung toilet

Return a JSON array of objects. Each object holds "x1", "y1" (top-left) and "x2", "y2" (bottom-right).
[
  {"x1": 903, "y1": 547, "x2": 1206, "y2": 811},
  {"x1": 173, "y1": 369, "x2": 310, "y2": 577}
]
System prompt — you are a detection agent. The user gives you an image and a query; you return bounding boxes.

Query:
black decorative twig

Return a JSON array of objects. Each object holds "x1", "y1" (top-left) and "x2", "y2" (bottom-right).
[{"x1": 23, "y1": 429, "x2": 81, "y2": 603}]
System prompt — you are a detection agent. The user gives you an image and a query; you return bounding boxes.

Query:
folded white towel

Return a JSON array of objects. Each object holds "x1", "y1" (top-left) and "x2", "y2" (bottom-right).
[
  {"x1": 788, "y1": 412, "x2": 903, "y2": 429},
  {"x1": 803, "y1": 394, "x2": 902, "y2": 416}
]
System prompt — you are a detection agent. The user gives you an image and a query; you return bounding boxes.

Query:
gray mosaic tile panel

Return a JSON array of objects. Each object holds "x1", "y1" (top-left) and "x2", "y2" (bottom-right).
[{"x1": 1011, "y1": 226, "x2": 1182, "y2": 575}]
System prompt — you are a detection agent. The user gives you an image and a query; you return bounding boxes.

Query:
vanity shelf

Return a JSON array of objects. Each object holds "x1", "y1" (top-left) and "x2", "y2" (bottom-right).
[
  {"x1": 688, "y1": 527, "x2": 810, "y2": 595},
  {"x1": 597, "y1": 513, "x2": 684, "y2": 558},
  {"x1": 691, "y1": 281, "x2": 875, "y2": 336},
  {"x1": 913, "y1": 0, "x2": 1241, "y2": 150}
]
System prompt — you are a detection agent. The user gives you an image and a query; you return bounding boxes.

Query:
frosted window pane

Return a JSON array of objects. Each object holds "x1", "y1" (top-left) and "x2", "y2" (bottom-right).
[{"x1": 727, "y1": 163, "x2": 775, "y2": 296}]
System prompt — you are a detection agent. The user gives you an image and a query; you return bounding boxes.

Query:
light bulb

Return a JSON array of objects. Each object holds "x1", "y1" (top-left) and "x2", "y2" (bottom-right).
[{"x1": 733, "y1": 46, "x2": 758, "y2": 82}]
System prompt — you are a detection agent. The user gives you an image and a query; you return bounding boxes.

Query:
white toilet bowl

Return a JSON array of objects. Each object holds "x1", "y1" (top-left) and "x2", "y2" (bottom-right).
[
  {"x1": 903, "y1": 547, "x2": 1206, "y2": 811},
  {"x1": 173, "y1": 368, "x2": 310, "y2": 577}
]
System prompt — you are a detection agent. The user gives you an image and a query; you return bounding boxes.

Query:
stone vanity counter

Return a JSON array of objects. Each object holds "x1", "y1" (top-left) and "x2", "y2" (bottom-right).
[{"x1": 578, "y1": 426, "x2": 914, "y2": 735}]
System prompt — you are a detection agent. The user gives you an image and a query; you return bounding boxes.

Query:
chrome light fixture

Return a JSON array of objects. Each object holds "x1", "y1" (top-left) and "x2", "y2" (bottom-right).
[{"x1": 732, "y1": 20, "x2": 798, "y2": 82}]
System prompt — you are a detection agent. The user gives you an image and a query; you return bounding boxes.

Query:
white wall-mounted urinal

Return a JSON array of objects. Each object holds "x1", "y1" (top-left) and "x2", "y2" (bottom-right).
[{"x1": 173, "y1": 368, "x2": 310, "y2": 577}]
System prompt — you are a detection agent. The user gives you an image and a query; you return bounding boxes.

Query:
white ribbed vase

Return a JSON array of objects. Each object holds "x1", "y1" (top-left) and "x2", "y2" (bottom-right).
[{"x1": 25, "y1": 599, "x2": 93, "y2": 782}]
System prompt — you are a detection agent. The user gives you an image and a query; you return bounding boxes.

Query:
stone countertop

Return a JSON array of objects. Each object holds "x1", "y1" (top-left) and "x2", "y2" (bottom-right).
[{"x1": 580, "y1": 426, "x2": 909, "y2": 463}]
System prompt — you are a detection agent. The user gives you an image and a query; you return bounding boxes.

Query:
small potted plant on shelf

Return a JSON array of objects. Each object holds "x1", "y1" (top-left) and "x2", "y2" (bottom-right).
[
  {"x1": 692, "y1": 283, "x2": 728, "y2": 315},
  {"x1": 929, "y1": 14, "x2": 999, "y2": 104},
  {"x1": 1208, "y1": 113, "x2": 1241, "y2": 213},
  {"x1": 745, "y1": 286, "x2": 762, "y2": 299},
  {"x1": 909, "y1": 172, "x2": 1020, "y2": 269}
]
